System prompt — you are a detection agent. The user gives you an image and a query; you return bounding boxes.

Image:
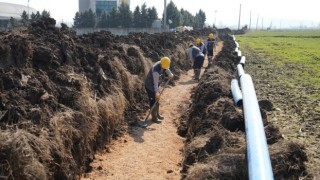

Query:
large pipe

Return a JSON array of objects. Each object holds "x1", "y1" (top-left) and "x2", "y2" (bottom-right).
[
  {"x1": 240, "y1": 56, "x2": 246, "y2": 66},
  {"x1": 237, "y1": 64, "x2": 245, "y2": 77},
  {"x1": 240, "y1": 74, "x2": 274, "y2": 180},
  {"x1": 237, "y1": 50, "x2": 242, "y2": 57},
  {"x1": 235, "y1": 41, "x2": 239, "y2": 48},
  {"x1": 231, "y1": 79, "x2": 243, "y2": 106}
]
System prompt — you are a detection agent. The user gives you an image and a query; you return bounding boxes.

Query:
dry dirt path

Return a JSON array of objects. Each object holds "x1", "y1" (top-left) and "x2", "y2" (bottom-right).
[
  {"x1": 82, "y1": 43, "x2": 222, "y2": 180},
  {"x1": 82, "y1": 72, "x2": 196, "y2": 180}
]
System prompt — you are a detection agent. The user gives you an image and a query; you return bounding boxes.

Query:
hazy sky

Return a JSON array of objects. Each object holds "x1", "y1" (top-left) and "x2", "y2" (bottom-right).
[{"x1": 1, "y1": 0, "x2": 320, "y2": 29}]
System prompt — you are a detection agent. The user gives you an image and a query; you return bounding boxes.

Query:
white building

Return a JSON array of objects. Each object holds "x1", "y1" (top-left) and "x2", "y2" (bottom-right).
[
  {"x1": 0, "y1": 2, "x2": 36, "y2": 28},
  {"x1": 79, "y1": 0, "x2": 96, "y2": 13}
]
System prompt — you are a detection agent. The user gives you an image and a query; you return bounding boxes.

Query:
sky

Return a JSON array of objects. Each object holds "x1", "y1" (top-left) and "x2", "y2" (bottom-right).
[{"x1": 1, "y1": 0, "x2": 320, "y2": 29}]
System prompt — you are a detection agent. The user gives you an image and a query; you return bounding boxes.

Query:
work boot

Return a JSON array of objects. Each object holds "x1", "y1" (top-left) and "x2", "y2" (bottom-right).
[
  {"x1": 151, "y1": 105, "x2": 161, "y2": 123},
  {"x1": 194, "y1": 69, "x2": 200, "y2": 81},
  {"x1": 156, "y1": 103, "x2": 164, "y2": 120},
  {"x1": 193, "y1": 69, "x2": 197, "y2": 80}
]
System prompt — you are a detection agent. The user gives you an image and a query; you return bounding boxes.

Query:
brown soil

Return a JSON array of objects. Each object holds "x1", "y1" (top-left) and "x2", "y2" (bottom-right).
[
  {"x1": 0, "y1": 17, "x2": 216, "y2": 179},
  {"x1": 81, "y1": 42, "x2": 223, "y2": 180},
  {"x1": 0, "y1": 17, "x2": 314, "y2": 180},
  {"x1": 179, "y1": 30, "x2": 311, "y2": 179}
]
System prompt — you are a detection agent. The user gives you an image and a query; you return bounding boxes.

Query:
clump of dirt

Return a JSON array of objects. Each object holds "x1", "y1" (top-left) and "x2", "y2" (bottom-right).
[
  {"x1": 0, "y1": 17, "x2": 215, "y2": 179},
  {"x1": 180, "y1": 29, "x2": 311, "y2": 179}
]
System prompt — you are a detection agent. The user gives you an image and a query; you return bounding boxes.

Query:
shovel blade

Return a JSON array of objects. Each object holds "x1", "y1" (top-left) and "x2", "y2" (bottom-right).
[{"x1": 138, "y1": 120, "x2": 148, "y2": 127}]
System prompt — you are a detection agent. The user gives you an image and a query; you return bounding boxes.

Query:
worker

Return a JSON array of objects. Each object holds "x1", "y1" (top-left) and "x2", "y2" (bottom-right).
[
  {"x1": 188, "y1": 44, "x2": 204, "y2": 81},
  {"x1": 144, "y1": 57, "x2": 174, "y2": 122},
  {"x1": 205, "y1": 33, "x2": 216, "y2": 67},
  {"x1": 196, "y1": 38, "x2": 207, "y2": 56}
]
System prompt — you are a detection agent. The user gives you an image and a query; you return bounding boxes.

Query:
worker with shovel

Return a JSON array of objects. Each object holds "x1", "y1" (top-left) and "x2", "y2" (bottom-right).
[
  {"x1": 205, "y1": 33, "x2": 216, "y2": 67},
  {"x1": 144, "y1": 57, "x2": 174, "y2": 123},
  {"x1": 188, "y1": 44, "x2": 205, "y2": 81}
]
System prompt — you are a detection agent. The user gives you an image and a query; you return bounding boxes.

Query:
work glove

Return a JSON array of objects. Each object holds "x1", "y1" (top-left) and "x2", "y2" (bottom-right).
[
  {"x1": 169, "y1": 74, "x2": 174, "y2": 79},
  {"x1": 155, "y1": 92, "x2": 161, "y2": 101}
]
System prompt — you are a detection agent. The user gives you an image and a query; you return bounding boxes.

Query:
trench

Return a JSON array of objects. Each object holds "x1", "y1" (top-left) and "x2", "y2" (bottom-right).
[{"x1": 81, "y1": 43, "x2": 223, "y2": 180}]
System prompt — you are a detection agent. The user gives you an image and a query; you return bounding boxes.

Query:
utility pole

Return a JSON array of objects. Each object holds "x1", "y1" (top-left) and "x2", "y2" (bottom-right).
[
  {"x1": 256, "y1": 14, "x2": 259, "y2": 31},
  {"x1": 28, "y1": 0, "x2": 30, "y2": 18},
  {"x1": 163, "y1": 0, "x2": 167, "y2": 30},
  {"x1": 237, "y1": 4, "x2": 242, "y2": 30},
  {"x1": 249, "y1": 11, "x2": 252, "y2": 30},
  {"x1": 214, "y1": 10, "x2": 217, "y2": 27}
]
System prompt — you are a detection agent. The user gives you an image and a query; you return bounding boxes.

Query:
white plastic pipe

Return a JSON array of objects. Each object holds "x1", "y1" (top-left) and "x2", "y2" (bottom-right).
[
  {"x1": 240, "y1": 56, "x2": 246, "y2": 66},
  {"x1": 235, "y1": 41, "x2": 239, "y2": 48},
  {"x1": 240, "y1": 74, "x2": 274, "y2": 180},
  {"x1": 237, "y1": 50, "x2": 242, "y2": 57},
  {"x1": 231, "y1": 79, "x2": 243, "y2": 106},
  {"x1": 237, "y1": 64, "x2": 245, "y2": 77}
]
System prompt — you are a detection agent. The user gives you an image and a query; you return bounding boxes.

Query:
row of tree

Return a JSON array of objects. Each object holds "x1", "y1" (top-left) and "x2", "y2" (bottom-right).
[
  {"x1": 73, "y1": 1, "x2": 206, "y2": 29},
  {"x1": 10, "y1": 10, "x2": 51, "y2": 28},
  {"x1": 73, "y1": 3, "x2": 157, "y2": 28},
  {"x1": 166, "y1": 1, "x2": 206, "y2": 29}
]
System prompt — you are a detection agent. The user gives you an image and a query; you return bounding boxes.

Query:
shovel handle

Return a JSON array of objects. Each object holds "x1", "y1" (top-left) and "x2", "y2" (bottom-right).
[{"x1": 143, "y1": 79, "x2": 170, "y2": 121}]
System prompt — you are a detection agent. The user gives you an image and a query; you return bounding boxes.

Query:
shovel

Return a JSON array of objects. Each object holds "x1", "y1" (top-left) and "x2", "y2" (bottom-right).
[{"x1": 138, "y1": 79, "x2": 170, "y2": 127}]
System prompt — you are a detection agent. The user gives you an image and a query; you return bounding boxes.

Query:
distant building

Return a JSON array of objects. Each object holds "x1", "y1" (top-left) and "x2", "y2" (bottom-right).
[
  {"x1": 0, "y1": 2, "x2": 36, "y2": 29},
  {"x1": 79, "y1": 0, "x2": 130, "y2": 16},
  {"x1": 79, "y1": 0, "x2": 96, "y2": 13},
  {"x1": 119, "y1": 0, "x2": 130, "y2": 5}
]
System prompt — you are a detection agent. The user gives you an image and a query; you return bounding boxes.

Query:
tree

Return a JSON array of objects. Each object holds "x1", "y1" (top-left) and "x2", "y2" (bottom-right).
[
  {"x1": 166, "y1": 1, "x2": 181, "y2": 28},
  {"x1": 30, "y1": 11, "x2": 41, "y2": 23},
  {"x1": 41, "y1": 10, "x2": 51, "y2": 18},
  {"x1": 87, "y1": 9, "x2": 96, "y2": 27},
  {"x1": 82, "y1": 9, "x2": 96, "y2": 28},
  {"x1": 97, "y1": 11, "x2": 108, "y2": 28},
  {"x1": 140, "y1": 3, "x2": 148, "y2": 28},
  {"x1": 118, "y1": 3, "x2": 132, "y2": 28},
  {"x1": 109, "y1": 8, "x2": 119, "y2": 28},
  {"x1": 180, "y1": 9, "x2": 193, "y2": 26},
  {"x1": 73, "y1": 12, "x2": 81, "y2": 28},
  {"x1": 10, "y1": 17, "x2": 18, "y2": 28},
  {"x1": 147, "y1": 7, "x2": 158, "y2": 27},
  {"x1": 194, "y1": 9, "x2": 206, "y2": 28},
  {"x1": 133, "y1": 6, "x2": 141, "y2": 27},
  {"x1": 21, "y1": 10, "x2": 29, "y2": 25}
]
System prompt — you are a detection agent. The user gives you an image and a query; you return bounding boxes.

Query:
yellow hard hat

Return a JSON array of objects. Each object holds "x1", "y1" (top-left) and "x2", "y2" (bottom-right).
[
  {"x1": 196, "y1": 38, "x2": 201, "y2": 45},
  {"x1": 160, "y1": 57, "x2": 171, "y2": 69},
  {"x1": 209, "y1": 33, "x2": 214, "y2": 39}
]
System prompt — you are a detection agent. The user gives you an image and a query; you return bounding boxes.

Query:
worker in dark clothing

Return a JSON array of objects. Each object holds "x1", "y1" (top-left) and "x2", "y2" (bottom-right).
[
  {"x1": 144, "y1": 57, "x2": 174, "y2": 122},
  {"x1": 205, "y1": 33, "x2": 216, "y2": 67},
  {"x1": 196, "y1": 38, "x2": 207, "y2": 56},
  {"x1": 188, "y1": 44, "x2": 204, "y2": 81}
]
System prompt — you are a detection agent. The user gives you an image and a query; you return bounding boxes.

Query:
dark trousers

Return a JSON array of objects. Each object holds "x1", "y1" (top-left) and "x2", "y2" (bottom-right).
[
  {"x1": 207, "y1": 50, "x2": 214, "y2": 56},
  {"x1": 193, "y1": 55, "x2": 205, "y2": 69},
  {"x1": 145, "y1": 87, "x2": 156, "y2": 108}
]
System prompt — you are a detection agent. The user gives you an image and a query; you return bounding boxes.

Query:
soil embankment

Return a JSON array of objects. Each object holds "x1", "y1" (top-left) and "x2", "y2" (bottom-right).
[
  {"x1": 81, "y1": 42, "x2": 223, "y2": 180},
  {"x1": 0, "y1": 17, "x2": 313, "y2": 179},
  {"x1": 0, "y1": 17, "x2": 214, "y2": 179}
]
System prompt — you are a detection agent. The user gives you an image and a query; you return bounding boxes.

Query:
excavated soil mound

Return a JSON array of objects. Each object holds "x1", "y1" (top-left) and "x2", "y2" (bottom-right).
[
  {"x1": 180, "y1": 29, "x2": 311, "y2": 179},
  {"x1": 0, "y1": 17, "x2": 215, "y2": 179}
]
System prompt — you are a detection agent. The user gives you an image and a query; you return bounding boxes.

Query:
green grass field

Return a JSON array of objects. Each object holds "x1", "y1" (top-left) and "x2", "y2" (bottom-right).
[{"x1": 236, "y1": 30, "x2": 320, "y2": 98}]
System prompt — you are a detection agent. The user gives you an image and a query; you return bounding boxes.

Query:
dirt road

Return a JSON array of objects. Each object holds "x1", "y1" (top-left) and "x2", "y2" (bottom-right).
[{"x1": 82, "y1": 43, "x2": 222, "y2": 180}]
